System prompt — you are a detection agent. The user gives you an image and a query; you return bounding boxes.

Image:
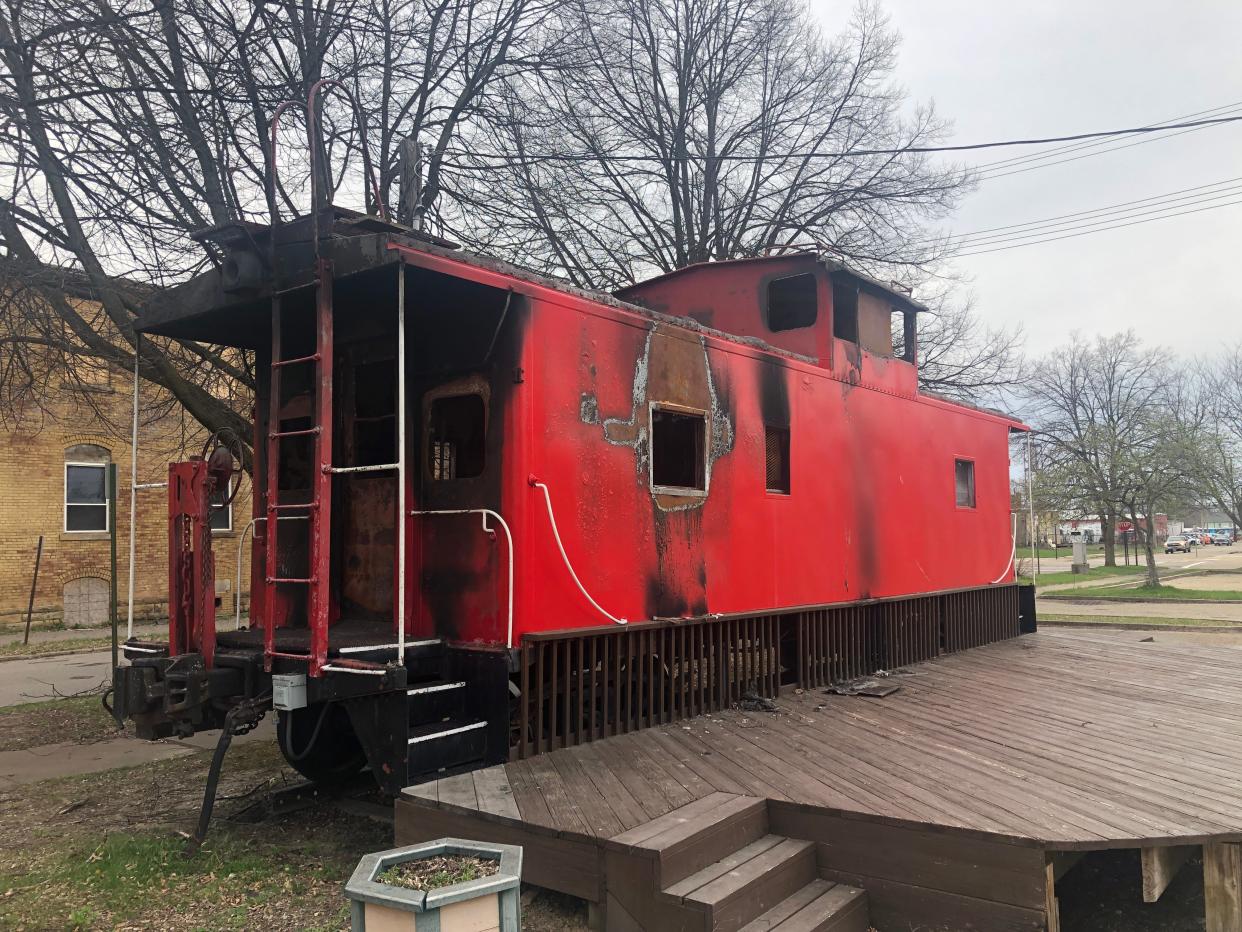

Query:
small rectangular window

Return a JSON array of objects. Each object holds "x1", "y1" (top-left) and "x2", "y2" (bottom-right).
[
  {"x1": 210, "y1": 480, "x2": 232, "y2": 532},
  {"x1": 765, "y1": 427, "x2": 790, "y2": 494},
  {"x1": 955, "y1": 459, "x2": 976, "y2": 508},
  {"x1": 831, "y1": 282, "x2": 859, "y2": 343},
  {"x1": 429, "y1": 394, "x2": 486, "y2": 480},
  {"x1": 766, "y1": 274, "x2": 818, "y2": 332},
  {"x1": 65, "y1": 463, "x2": 108, "y2": 531},
  {"x1": 651, "y1": 407, "x2": 706, "y2": 491}
]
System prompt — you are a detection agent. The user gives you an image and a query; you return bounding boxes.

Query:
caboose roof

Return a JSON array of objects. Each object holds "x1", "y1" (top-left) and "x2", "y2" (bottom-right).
[{"x1": 614, "y1": 252, "x2": 929, "y2": 316}]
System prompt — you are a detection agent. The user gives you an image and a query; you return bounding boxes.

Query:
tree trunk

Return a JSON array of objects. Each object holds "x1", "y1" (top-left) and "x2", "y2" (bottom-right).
[
  {"x1": 1135, "y1": 507, "x2": 1160, "y2": 588},
  {"x1": 1101, "y1": 509, "x2": 1117, "y2": 566}
]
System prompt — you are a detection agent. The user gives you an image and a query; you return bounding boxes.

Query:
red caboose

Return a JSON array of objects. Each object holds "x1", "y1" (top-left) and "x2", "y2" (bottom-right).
[{"x1": 113, "y1": 207, "x2": 1028, "y2": 799}]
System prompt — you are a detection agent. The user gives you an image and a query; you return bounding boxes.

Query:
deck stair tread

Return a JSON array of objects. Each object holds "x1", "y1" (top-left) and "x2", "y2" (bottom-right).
[
  {"x1": 663, "y1": 835, "x2": 787, "y2": 899},
  {"x1": 675, "y1": 837, "x2": 814, "y2": 908},
  {"x1": 612, "y1": 792, "x2": 744, "y2": 847},
  {"x1": 738, "y1": 880, "x2": 869, "y2": 932}
]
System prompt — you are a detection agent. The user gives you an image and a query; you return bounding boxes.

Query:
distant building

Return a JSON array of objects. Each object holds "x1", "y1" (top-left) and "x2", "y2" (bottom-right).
[{"x1": 0, "y1": 362, "x2": 251, "y2": 629}]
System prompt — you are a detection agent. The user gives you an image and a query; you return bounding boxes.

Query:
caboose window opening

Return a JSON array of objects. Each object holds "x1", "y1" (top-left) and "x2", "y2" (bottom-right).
[
  {"x1": 955, "y1": 458, "x2": 976, "y2": 509},
  {"x1": 765, "y1": 427, "x2": 791, "y2": 494},
  {"x1": 428, "y1": 393, "x2": 486, "y2": 480},
  {"x1": 766, "y1": 274, "x2": 818, "y2": 332},
  {"x1": 650, "y1": 406, "x2": 707, "y2": 492},
  {"x1": 831, "y1": 282, "x2": 859, "y2": 344}
]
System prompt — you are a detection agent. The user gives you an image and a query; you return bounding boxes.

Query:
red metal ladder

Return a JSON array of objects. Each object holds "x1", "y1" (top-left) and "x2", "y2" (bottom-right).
[
  {"x1": 261, "y1": 81, "x2": 395, "y2": 678},
  {"x1": 264, "y1": 258, "x2": 336, "y2": 676}
]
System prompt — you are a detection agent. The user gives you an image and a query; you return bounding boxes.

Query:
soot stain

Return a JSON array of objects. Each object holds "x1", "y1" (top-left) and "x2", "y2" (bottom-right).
[{"x1": 758, "y1": 362, "x2": 790, "y2": 428}]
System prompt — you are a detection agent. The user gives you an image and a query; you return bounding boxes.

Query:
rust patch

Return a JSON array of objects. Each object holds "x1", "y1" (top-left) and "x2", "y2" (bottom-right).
[{"x1": 597, "y1": 323, "x2": 734, "y2": 511}]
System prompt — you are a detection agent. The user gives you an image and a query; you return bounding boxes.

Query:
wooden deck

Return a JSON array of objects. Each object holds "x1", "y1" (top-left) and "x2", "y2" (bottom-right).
[
  {"x1": 409, "y1": 629, "x2": 1242, "y2": 850},
  {"x1": 399, "y1": 628, "x2": 1242, "y2": 929}
]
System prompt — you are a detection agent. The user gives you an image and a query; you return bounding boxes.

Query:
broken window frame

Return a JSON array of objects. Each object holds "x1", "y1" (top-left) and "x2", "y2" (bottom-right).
[
  {"x1": 648, "y1": 402, "x2": 709, "y2": 496},
  {"x1": 954, "y1": 458, "x2": 976, "y2": 509},
  {"x1": 425, "y1": 389, "x2": 488, "y2": 482}
]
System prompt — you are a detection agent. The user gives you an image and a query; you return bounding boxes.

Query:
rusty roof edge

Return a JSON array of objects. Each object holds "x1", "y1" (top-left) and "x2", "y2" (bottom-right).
[
  {"x1": 386, "y1": 239, "x2": 821, "y2": 365},
  {"x1": 920, "y1": 388, "x2": 1029, "y2": 429}
]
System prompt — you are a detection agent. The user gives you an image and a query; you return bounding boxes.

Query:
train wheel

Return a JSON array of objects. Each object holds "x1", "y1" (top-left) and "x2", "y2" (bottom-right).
[{"x1": 276, "y1": 704, "x2": 367, "y2": 786}]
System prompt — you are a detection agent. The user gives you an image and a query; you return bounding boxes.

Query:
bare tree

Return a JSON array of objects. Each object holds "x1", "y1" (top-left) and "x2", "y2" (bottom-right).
[
  {"x1": 1024, "y1": 332, "x2": 1173, "y2": 572},
  {"x1": 0, "y1": 0, "x2": 551, "y2": 464},
  {"x1": 449, "y1": 0, "x2": 971, "y2": 286}
]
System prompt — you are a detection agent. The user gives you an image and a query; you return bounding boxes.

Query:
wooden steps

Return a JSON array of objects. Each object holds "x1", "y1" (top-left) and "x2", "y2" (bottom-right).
[{"x1": 607, "y1": 795, "x2": 868, "y2": 932}]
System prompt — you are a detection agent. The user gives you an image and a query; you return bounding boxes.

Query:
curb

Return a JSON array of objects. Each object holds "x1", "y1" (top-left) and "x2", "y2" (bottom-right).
[
  {"x1": 1040, "y1": 620, "x2": 1242, "y2": 633},
  {"x1": 0, "y1": 644, "x2": 113, "y2": 664}
]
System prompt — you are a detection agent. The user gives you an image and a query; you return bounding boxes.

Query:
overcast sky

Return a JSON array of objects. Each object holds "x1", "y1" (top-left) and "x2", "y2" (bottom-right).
[{"x1": 807, "y1": 0, "x2": 1242, "y2": 359}]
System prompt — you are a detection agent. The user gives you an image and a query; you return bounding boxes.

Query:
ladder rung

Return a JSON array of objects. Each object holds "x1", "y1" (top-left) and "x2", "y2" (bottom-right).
[
  {"x1": 267, "y1": 577, "x2": 316, "y2": 584},
  {"x1": 272, "y1": 352, "x2": 320, "y2": 368},
  {"x1": 268, "y1": 501, "x2": 318, "y2": 512},
  {"x1": 324, "y1": 463, "x2": 398, "y2": 474},
  {"x1": 270, "y1": 426, "x2": 321, "y2": 439}
]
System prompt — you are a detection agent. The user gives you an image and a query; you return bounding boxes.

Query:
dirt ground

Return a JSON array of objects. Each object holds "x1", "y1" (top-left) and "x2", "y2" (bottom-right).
[
  {"x1": 0, "y1": 695, "x2": 588, "y2": 931},
  {"x1": 1059, "y1": 849, "x2": 1205, "y2": 931}
]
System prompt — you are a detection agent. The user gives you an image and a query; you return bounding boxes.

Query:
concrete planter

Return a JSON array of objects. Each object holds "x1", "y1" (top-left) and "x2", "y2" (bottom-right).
[{"x1": 345, "y1": 838, "x2": 522, "y2": 932}]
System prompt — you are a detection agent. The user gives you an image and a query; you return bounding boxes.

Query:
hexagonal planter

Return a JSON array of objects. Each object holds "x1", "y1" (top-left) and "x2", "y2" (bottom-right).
[{"x1": 345, "y1": 837, "x2": 522, "y2": 932}]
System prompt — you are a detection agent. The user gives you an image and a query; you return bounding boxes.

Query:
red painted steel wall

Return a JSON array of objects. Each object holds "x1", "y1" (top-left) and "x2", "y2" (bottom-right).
[{"x1": 385, "y1": 246, "x2": 1020, "y2": 648}]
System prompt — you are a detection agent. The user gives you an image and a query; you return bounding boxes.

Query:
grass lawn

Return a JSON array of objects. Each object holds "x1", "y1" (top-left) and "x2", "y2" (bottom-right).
[
  {"x1": 1039, "y1": 613, "x2": 1240, "y2": 628},
  {"x1": 0, "y1": 729, "x2": 392, "y2": 932},
  {"x1": 1049, "y1": 585, "x2": 1242, "y2": 601},
  {"x1": 1023, "y1": 565, "x2": 1146, "y2": 588},
  {"x1": 1028, "y1": 545, "x2": 1106, "y2": 559},
  {"x1": 0, "y1": 695, "x2": 117, "y2": 752}
]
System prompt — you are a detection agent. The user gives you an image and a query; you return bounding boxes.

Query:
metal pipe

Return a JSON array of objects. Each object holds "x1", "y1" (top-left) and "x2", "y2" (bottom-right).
[
  {"x1": 235, "y1": 518, "x2": 256, "y2": 630},
  {"x1": 134, "y1": 482, "x2": 167, "y2": 490},
  {"x1": 409, "y1": 508, "x2": 515, "y2": 648},
  {"x1": 127, "y1": 339, "x2": 140, "y2": 639},
  {"x1": 324, "y1": 463, "x2": 398, "y2": 474},
  {"x1": 527, "y1": 478, "x2": 627, "y2": 626},
  {"x1": 397, "y1": 262, "x2": 407, "y2": 664}
]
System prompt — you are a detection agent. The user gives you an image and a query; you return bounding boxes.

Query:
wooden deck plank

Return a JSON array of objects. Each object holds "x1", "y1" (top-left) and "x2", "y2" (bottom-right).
[
  {"x1": 479, "y1": 631, "x2": 1242, "y2": 847},
  {"x1": 436, "y1": 772, "x2": 478, "y2": 811},
  {"x1": 471, "y1": 765, "x2": 521, "y2": 820}
]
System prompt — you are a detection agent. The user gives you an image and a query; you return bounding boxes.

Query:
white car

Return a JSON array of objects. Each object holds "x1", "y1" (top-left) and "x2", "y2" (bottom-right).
[{"x1": 1164, "y1": 536, "x2": 1191, "y2": 554}]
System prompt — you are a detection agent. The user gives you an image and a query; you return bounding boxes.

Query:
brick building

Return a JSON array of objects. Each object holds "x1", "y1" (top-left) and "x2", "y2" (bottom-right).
[{"x1": 0, "y1": 368, "x2": 252, "y2": 630}]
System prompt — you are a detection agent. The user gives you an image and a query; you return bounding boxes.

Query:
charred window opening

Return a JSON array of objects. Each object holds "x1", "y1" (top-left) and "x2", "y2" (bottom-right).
[
  {"x1": 353, "y1": 360, "x2": 397, "y2": 466},
  {"x1": 765, "y1": 427, "x2": 790, "y2": 494},
  {"x1": 766, "y1": 274, "x2": 818, "y2": 332},
  {"x1": 429, "y1": 394, "x2": 486, "y2": 480},
  {"x1": 892, "y1": 310, "x2": 918, "y2": 363},
  {"x1": 955, "y1": 458, "x2": 976, "y2": 509},
  {"x1": 831, "y1": 282, "x2": 859, "y2": 343},
  {"x1": 651, "y1": 407, "x2": 706, "y2": 492}
]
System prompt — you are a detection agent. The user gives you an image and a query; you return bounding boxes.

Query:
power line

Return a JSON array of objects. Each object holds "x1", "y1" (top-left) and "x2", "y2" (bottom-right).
[
  {"x1": 926, "y1": 176, "x2": 1242, "y2": 247},
  {"x1": 947, "y1": 187, "x2": 1242, "y2": 250},
  {"x1": 954, "y1": 196, "x2": 1242, "y2": 257},
  {"x1": 445, "y1": 113, "x2": 1242, "y2": 165},
  {"x1": 972, "y1": 100, "x2": 1242, "y2": 172}
]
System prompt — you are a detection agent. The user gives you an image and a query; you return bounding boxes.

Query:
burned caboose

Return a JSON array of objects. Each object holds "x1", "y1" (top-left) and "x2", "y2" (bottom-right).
[{"x1": 113, "y1": 205, "x2": 1026, "y2": 800}]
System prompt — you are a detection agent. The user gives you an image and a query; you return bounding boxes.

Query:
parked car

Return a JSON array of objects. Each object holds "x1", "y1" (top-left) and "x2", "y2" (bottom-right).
[
  {"x1": 1213, "y1": 533, "x2": 1234, "y2": 546},
  {"x1": 1165, "y1": 536, "x2": 1192, "y2": 554}
]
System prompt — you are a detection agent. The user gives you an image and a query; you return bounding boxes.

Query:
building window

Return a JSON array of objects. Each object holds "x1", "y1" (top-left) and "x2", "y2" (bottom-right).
[
  {"x1": 64, "y1": 444, "x2": 110, "y2": 532},
  {"x1": 428, "y1": 393, "x2": 486, "y2": 480},
  {"x1": 831, "y1": 282, "x2": 859, "y2": 343},
  {"x1": 766, "y1": 274, "x2": 818, "y2": 332},
  {"x1": 955, "y1": 458, "x2": 976, "y2": 509},
  {"x1": 651, "y1": 407, "x2": 707, "y2": 492},
  {"x1": 765, "y1": 427, "x2": 790, "y2": 494},
  {"x1": 210, "y1": 480, "x2": 232, "y2": 532}
]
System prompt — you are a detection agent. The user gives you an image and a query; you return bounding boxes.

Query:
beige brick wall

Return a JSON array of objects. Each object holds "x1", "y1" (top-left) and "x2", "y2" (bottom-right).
[{"x1": 0, "y1": 382, "x2": 253, "y2": 629}]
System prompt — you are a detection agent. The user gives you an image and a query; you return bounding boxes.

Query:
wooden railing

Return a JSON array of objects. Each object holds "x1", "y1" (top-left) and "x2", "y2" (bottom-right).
[{"x1": 514, "y1": 583, "x2": 1020, "y2": 758}]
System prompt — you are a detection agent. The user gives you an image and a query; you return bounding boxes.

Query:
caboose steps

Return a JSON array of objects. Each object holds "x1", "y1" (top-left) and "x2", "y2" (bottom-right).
[{"x1": 606, "y1": 795, "x2": 868, "y2": 932}]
